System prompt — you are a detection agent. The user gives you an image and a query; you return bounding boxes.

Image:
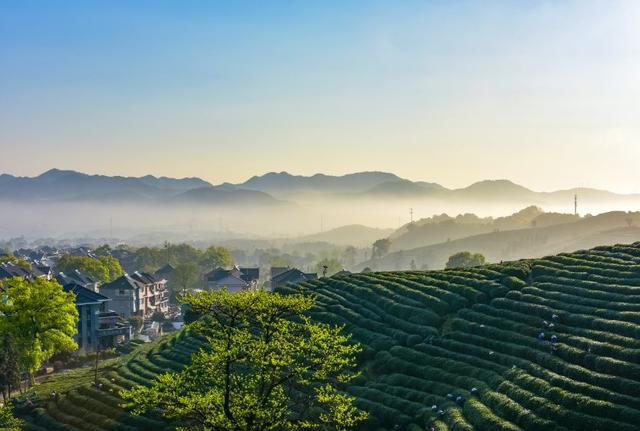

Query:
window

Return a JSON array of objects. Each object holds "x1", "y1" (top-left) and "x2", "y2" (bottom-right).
[{"x1": 118, "y1": 288, "x2": 126, "y2": 295}]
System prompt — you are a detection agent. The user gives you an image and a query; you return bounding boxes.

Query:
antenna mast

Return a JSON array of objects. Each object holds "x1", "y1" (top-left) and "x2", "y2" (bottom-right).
[
  {"x1": 410, "y1": 208, "x2": 414, "y2": 223},
  {"x1": 574, "y1": 194, "x2": 578, "y2": 216}
]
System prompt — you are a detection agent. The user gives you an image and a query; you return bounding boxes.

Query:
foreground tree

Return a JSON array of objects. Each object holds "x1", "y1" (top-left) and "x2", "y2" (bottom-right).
[
  {"x1": 0, "y1": 333, "x2": 21, "y2": 402},
  {"x1": 445, "y1": 251, "x2": 486, "y2": 269},
  {"x1": 123, "y1": 289, "x2": 367, "y2": 431},
  {"x1": 0, "y1": 278, "x2": 78, "y2": 384}
]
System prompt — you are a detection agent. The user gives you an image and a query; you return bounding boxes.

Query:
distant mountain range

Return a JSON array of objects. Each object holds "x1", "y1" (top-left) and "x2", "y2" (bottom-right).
[
  {"x1": 0, "y1": 169, "x2": 282, "y2": 207},
  {"x1": 1, "y1": 169, "x2": 639, "y2": 210},
  {"x1": 227, "y1": 171, "x2": 640, "y2": 206}
]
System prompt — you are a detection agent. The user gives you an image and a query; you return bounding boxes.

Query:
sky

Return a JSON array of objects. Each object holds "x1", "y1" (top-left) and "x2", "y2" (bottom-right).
[{"x1": 1, "y1": 1, "x2": 640, "y2": 192}]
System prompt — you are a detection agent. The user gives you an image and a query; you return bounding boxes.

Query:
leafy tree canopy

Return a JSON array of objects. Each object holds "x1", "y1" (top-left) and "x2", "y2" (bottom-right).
[
  {"x1": 0, "y1": 278, "x2": 78, "y2": 379},
  {"x1": 445, "y1": 251, "x2": 486, "y2": 269},
  {"x1": 199, "y1": 246, "x2": 234, "y2": 270},
  {"x1": 0, "y1": 405, "x2": 23, "y2": 430},
  {"x1": 122, "y1": 289, "x2": 367, "y2": 431},
  {"x1": 57, "y1": 255, "x2": 123, "y2": 283},
  {"x1": 170, "y1": 262, "x2": 199, "y2": 297}
]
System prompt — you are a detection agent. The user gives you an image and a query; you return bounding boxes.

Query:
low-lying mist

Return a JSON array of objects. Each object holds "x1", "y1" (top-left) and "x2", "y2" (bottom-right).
[{"x1": 3, "y1": 195, "x2": 640, "y2": 244}]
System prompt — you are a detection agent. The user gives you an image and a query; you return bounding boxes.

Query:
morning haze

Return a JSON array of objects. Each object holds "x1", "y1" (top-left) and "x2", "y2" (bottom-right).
[{"x1": 4, "y1": 3, "x2": 640, "y2": 431}]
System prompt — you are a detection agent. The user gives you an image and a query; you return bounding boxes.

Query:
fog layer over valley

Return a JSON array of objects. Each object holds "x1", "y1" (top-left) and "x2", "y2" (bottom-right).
[{"x1": 2, "y1": 169, "x2": 640, "y2": 272}]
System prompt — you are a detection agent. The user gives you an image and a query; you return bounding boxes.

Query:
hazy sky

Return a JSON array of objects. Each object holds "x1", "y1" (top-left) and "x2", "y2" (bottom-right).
[{"x1": 1, "y1": 1, "x2": 639, "y2": 192}]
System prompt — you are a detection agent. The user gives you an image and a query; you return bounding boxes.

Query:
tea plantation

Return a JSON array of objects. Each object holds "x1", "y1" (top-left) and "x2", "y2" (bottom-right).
[{"x1": 17, "y1": 242, "x2": 640, "y2": 431}]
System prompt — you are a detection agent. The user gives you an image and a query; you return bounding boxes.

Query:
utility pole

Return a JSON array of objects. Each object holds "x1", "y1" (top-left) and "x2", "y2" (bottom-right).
[{"x1": 574, "y1": 194, "x2": 578, "y2": 216}]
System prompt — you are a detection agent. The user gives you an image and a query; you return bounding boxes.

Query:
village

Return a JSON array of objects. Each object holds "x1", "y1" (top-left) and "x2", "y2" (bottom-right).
[{"x1": 0, "y1": 245, "x2": 325, "y2": 359}]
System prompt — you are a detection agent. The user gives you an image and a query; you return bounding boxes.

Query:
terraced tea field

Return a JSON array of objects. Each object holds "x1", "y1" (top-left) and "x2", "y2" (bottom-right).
[
  {"x1": 278, "y1": 243, "x2": 640, "y2": 431},
  {"x1": 17, "y1": 242, "x2": 640, "y2": 431},
  {"x1": 17, "y1": 328, "x2": 206, "y2": 431}
]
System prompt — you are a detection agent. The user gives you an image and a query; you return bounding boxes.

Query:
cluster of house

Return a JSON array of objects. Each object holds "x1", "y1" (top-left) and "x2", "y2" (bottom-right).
[
  {"x1": 0, "y1": 260, "x2": 170, "y2": 354},
  {"x1": 1, "y1": 246, "x2": 328, "y2": 355},
  {"x1": 204, "y1": 265, "x2": 319, "y2": 291}
]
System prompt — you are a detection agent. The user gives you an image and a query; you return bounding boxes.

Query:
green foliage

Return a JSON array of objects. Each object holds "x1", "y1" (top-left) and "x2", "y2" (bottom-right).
[
  {"x1": 199, "y1": 246, "x2": 233, "y2": 270},
  {"x1": 0, "y1": 333, "x2": 21, "y2": 400},
  {"x1": 12, "y1": 242, "x2": 640, "y2": 431},
  {"x1": 57, "y1": 254, "x2": 123, "y2": 283},
  {"x1": 98, "y1": 255, "x2": 125, "y2": 281},
  {"x1": 446, "y1": 251, "x2": 486, "y2": 269},
  {"x1": 0, "y1": 278, "x2": 78, "y2": 379},
  {"x1": 170, "y1": 262, "x2": 198, "y2": 296},
  {"x1": 0, "y1": 405, "x2": 23, "y2": 430},
  {"x1": 122, "y1": 289, "x2": 367, "y2": 431}
]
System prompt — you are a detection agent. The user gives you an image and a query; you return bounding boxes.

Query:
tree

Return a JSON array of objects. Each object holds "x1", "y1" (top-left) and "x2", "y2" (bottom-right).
[
  {"x1": 122, "y1": 289, "x2": 368, "y2": 431},
  {"x1": 445, "y1": 251, "x2": 486, "y2": 269},
  {"x1": 171, "y1": 262, "x2": 198, "y2": 296},
  {"x1": 0, "y1": 333, "x2": 20, "y2": 403},
  {"x1": 98, "y1": 255, "x2": 124, "y2": 281},
  {"x1": 93, "y1": 244, "x2": 112, "y2": 257},
  {"x1": 315, "y1": 257, "x2": 343, "y2": 277},
  {"x1": 199, "y1": 246, "x2": 233, "y2": 270},
  {"x1": 372, "y1": 238, "x2": 391, "y2": 259},
  {"x1": 57, "y1": 255, "x2": 123, "y2": 283},
  {"x1": 0, "y1": 278, "x2": 78, "y2": 384},
  {"x1": 0, "y1": 405, "x2": 23, "y2": 430}
]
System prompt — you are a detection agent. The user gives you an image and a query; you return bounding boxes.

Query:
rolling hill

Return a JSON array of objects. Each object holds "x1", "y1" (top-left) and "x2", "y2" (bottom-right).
[
  {"x1": 364, "y1": 211, "x2": 640, "y2": 271},
  {"x1": 280, "y1": 243, "x2": 640, "y2": 430},
  {"x1": 15, "y1": 242, "x2": 640, "y2": 431}
]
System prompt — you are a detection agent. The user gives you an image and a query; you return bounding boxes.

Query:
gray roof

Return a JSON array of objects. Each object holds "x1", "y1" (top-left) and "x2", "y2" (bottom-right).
[
  {"x1": 101, "y1": 274, "x2": 144, "y2": 291},
  {"x1": 63, "y1": 283, "x2": 110, "y2": 305}
]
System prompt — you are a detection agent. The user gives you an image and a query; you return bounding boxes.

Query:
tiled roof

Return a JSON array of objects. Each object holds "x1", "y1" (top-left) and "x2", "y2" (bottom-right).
[
  {"x1": 63, "y1": 283, "x2": 110, "y2": 305},
  {"x1": 101, "y1": 274, "x2": 143, "y2": 291}
]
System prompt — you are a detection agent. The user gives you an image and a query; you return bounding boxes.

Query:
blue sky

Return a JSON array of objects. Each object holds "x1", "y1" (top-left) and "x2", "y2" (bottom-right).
[{"x1": 1, "y1": 1, "x2": 639, "y2": 192}]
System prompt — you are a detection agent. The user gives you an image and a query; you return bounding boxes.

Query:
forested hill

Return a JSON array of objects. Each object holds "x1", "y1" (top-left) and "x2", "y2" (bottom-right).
[{"x1": 279, "y1": 242, "x2": 640, "y2": 431}]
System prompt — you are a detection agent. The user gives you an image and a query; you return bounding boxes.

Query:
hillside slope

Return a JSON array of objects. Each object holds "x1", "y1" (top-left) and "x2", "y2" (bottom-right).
[
  {"x1": 364, "y1": 211, "x2": 640, "y2": 271},
  {"x1": 280, "y1": 242, "x2": 640, "y2": 430},
  {"x1": 16, "y1": 329, "x2": 206, "y2": 431},
  {"x1": 17, "y1": 243, "x2": 640, "y2": 431}
]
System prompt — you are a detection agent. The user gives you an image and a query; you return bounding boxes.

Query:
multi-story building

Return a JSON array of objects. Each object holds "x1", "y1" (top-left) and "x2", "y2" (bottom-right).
[
  {"x1": 100, "y1": 272, "x2": 169, "y2": 318},
  {"x1": 63, "y1": 283, "x2": 131, "y2": 352},
  {"x1": 130, "y1": 271, "x2": 170, "y2": 315}
]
